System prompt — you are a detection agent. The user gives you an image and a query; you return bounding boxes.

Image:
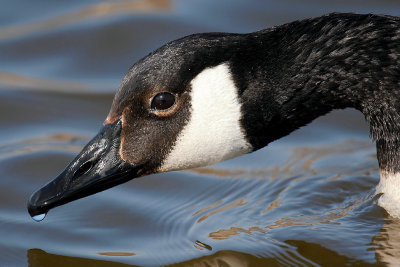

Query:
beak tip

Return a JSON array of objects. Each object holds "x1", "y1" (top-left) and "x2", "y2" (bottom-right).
[
  {"x1": 27, "y1": 190, "x2": 48, "y2": 218},
  {"x1": 26, "y1": 120, "x2": 140, "y2": 220}
]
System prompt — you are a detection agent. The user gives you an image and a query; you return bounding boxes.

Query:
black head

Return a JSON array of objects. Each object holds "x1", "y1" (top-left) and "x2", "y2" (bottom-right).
[{"x1": 27, "y1": 32, "x2": 255, "y2": 219}]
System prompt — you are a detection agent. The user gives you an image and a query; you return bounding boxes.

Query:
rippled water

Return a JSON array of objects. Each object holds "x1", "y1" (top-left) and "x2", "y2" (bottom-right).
[{"x1": 1, "y1": 1, "x2": 400, "y2": 266}]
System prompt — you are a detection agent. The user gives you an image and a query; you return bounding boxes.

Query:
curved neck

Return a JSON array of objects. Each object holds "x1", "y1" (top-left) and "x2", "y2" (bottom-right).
[{"x1": 232, "y1": 13, "x2": 400, "y2": 173}]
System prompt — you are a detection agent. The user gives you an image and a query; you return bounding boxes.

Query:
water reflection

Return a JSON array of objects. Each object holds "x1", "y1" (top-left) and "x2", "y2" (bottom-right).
[
  {"x1": 0, "y1": 133, "x2": 88, "y2": 157},
  {"x1": 189, "y1": 139, "x2": 376, "y2": 180},
  {"x1": 15, "y1": 136, "x2": 383, "y2": 266},
  {"x1": 374, "y1": 218, "x2": 400, "y2": 266},
  {"x1": 284, "y1": 240, "x2": 377, "y2": 266},
  {"x1": 0, "y1": 0, "x2": 172, "y2": 41},
  {"x1": 28, "y1": 249, "x2": 136, "y2": 267},
  {"x1": 98, "y1": 252, "x2": 136, "y2": 256},
  {"x1": 26, "y1": 248, "x2": 281, "y2": 266},
  {"x1": 209, "y1": 226, "x2": 268, "y2": 240},
  {"x1": 0, "y1": 72, "x2": 93, "y2": 92},
  {"x1": 29, "y1": 240, "x2": 381, "y2": 267},
  {"x1": 196, "y1": 198, "x2": 248, "y2": 223}
]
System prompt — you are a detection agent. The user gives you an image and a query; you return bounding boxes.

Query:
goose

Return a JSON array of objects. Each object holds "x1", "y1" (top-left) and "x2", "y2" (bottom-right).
[{"x1": 27, "y1": 13, "x2": 400, "y2": 221}]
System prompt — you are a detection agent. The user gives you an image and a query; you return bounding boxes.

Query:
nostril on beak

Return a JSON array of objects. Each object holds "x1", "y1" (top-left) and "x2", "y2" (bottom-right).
[{"x1": 74, "y1": 161, "x2": 93, "y2": 178}]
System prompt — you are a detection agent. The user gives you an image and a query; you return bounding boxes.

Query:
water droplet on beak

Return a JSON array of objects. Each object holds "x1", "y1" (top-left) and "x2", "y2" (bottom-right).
[{"x1": 32, "y1": 213, "x2": 46, "y2": 222}]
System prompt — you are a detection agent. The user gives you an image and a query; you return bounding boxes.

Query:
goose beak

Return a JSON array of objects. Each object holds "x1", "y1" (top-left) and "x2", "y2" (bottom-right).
[{"x1": 27, "y1": 120, "x2": 141, "y2": 219}]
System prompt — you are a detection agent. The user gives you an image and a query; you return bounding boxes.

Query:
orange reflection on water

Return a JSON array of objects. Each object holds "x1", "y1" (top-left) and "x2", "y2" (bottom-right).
[
  {"x1": 98, "y1": 252, "x2": 135, "y2": 256},
  {"x1": 283, "y1": 140, "x2": 372, "y2": 175},
  {"x1": 192, "y1": 200, "x2": 222, "y2": 216},
  {"x1": 196, "y1": 198, "x2": 248, "y2": 223},
  {"x1": 189, "y1": 167, "x2": 246, "y2": 178},
  {"x1": 266, "y1": 213, "x2": 344, "y2": 230},
  {"x1": 0, "y1": 133, "x2": 89, "y2": 157},
  {"x1": 0, "y1": 72, "x2": 93, "y2": 93},
  {"x1": 263, "y1": 196, "x2": 283, "y2": 213},
  {"x1": 209, "y1": 226, "x2": 268, "y2": 240},
  {"x1": 209, "y1": 211, "x2": 351, "y2": 241},
  {"x1": 189, "y1": 140, "x2": 374, "y2": 184},
  {"x1": 0, "y1": 0, "x2": 172, "y2": 41}
]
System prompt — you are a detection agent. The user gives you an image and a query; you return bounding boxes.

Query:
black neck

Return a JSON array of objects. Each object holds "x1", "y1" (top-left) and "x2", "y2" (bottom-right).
[{"x1": 231, "y1": 13, "x2": 400, "y2": 173}]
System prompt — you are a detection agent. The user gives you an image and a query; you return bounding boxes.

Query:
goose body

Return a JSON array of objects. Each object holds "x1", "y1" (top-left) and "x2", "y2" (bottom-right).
[{"x1": 28, "y1": 13, "x2": 400, "y2": 219}]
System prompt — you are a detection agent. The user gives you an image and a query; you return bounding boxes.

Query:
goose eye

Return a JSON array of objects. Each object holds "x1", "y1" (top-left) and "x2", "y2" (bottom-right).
[{"x1": 151, "y1": 92, "x2": 176, "y2": 111}]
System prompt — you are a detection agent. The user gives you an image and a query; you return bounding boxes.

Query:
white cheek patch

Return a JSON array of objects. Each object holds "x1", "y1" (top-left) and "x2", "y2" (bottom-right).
[
  {"x1": 376, "y1": 171, "x2": 400, "y2": 218},
  {"x1": 159, "y1": 63, "x2": 252, "y2": 172}
]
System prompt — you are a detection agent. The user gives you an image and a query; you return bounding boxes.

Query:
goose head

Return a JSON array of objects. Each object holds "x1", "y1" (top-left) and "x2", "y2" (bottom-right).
[{"x1": 27, "y1": 34, "x2": 254, "y2": 218}]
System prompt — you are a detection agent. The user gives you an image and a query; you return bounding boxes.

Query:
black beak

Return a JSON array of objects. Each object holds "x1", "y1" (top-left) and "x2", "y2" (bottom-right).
[{"x1": 27, "y1": 120, "x2": 141, "y2": 219}]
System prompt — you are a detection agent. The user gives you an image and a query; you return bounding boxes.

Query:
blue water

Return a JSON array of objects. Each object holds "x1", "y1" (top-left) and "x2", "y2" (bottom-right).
[{"x1": 1, "y1": 1, "x2": 400, "y2": 266}]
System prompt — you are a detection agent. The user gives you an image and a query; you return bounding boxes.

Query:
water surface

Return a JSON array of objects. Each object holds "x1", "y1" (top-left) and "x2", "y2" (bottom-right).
[{"x1": 1, "y1": 1, "x2": 400, "y2": 266}]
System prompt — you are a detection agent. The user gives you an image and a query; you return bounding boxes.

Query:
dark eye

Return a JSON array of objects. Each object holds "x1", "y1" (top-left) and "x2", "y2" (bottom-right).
[{"x1": 150, "y1": 92, "x2": 176, "y2": 111}]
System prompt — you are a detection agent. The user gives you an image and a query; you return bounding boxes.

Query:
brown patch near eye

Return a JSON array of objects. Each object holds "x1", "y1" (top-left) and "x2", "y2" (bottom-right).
[
  {"x1": 118, "y1": 114, "x2": 129, "y2": 162},
  {"x1": 105, "y1": 103, "x2": 123, "y2": 124},
  {"x1": 104, "y1": 114, "x2": 119, "y2": 124},
  {"x1": 118, "y1": 92, "x2": 191, "y2": 169}
]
